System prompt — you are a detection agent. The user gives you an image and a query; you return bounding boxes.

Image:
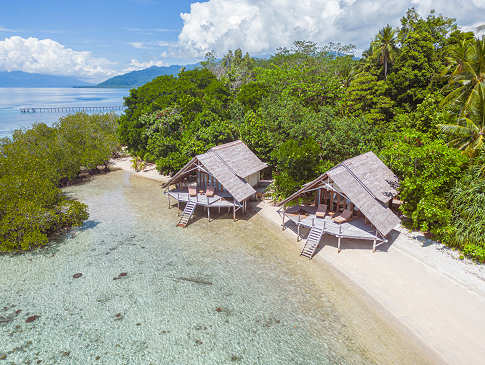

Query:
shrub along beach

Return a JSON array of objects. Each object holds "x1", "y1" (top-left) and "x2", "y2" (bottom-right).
[{"x1": 0, "y1": 113, "x2": 118, "y2": 252}]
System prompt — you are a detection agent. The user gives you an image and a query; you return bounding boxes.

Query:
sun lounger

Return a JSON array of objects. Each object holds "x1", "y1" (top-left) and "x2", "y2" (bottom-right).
[
  {"x1": 188, "y1": 185, "x2": 197, "y2": 197},
  {"x1": 332, "y1": 209, "x2": 353, "y2": 224},
  {"x1": 315, "y1": 204, "x2": 327, "y2": 218},
  {"x1": 206, "y1": 186, "x2": 215, "y2": 197}
]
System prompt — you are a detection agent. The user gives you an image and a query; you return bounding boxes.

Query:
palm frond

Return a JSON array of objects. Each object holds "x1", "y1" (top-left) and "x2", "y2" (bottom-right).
[
  {"x1": 440, "y1": 87, "x2": 466, "y2": 108},
  {"x1": 438, "y1": 122, "x2": 472, "y2": 137}
]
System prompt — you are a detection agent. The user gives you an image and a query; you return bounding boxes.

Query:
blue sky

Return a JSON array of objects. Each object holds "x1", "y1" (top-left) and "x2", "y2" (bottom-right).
[
  {"x1": 0, "y1": 1, "x2": 194, "y2": 69},
  {"x1": 1, "y1": 0, "x2": 484, "y2": 82}
]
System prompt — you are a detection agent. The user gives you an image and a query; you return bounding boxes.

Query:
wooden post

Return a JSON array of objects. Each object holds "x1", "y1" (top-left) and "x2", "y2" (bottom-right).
[
  {"x1": 297, "y1": 224, "x2": 300, "y2": 242},
  {"x1": 373, "y1": 239, "x2": 376, "y2": 253},
  {"x1": 208, "y1": 206, "x2": 210, "y2": 222},
  {"x1": 168, "y1": 194, "x2": 171, "y2": 209},
  {"x1": 338, "y1": 237, "x2": 341, "y2": 253},
  {"x1": 282, "y1": 206, "x2": 286, "y2": 230},
  {"x1": 330, "y1": 192, "x2": 334, "y2": 211},
  {"x1": 233, "y1": 202, "x2": 236, "y2": 222},
  {"x1": 317, "y1": 189, "x2": 321, "y2": 205}
]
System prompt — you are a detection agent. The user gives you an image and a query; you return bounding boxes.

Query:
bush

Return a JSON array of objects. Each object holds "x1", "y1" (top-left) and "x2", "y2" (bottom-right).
[
  {"x1": 0, "y1": 113, "x2": 117, "y2": 252},
  {"x1": 380, "y1": 129, "x2": 468, "y2": 231},
  {"x1": 444, "y1": 169, "x2": 485, "y2": 262},
  {"x1": 271, "y1": 138, "x2": 323, "y2": 198}
]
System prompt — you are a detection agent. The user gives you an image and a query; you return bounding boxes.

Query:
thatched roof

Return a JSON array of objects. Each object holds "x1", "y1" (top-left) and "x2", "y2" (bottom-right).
[
  {"x1": 210, "y1": 140, "x2": 267, "y2": 178},
  {"x1": 327, "y1": 154, "x2": 400, "y2": 236},
  {"x1": 333, "y1": 152, "x2": 398, "y2": 204},
  {"x1": 163, "y1": 140, "x2": 267, "y2": 202},
  {"x1": 277, "y1": 152, "x2": 400, "y2": 236}
]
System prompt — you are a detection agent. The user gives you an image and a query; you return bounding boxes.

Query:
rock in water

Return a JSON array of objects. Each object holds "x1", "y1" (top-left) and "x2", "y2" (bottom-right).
[
  {"x1": 25, "y1": 315, "x2": 39, "y2": 323},
  {"x1": 73, "y1": 273, "x2": 83, "y2": 279}
]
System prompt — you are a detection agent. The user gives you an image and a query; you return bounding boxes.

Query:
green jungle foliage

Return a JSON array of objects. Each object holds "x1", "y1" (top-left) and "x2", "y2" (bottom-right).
[
  {"x1": 119, "y1": 9, "x2": 484, "y2": 261},
  {"x1": 0, "y1": 113, "x2": 119, "y2": 252}
]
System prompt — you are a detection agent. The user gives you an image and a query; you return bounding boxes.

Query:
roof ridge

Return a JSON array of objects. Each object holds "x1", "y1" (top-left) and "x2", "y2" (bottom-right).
[
  {"x1": 340, "y1": 162, "x2": 378, "y2": 201},
  {"x1": 209, "y1": 139, "x2": 242, "y2": 151},
  {"x1": 210, "y1": 149, "x2": 242, "y2": 178}
]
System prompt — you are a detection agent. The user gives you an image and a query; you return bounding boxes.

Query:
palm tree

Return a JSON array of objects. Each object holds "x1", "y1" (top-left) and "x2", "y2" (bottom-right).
[
  {"x1": 371, "y1": 25, "x2": 397, "y2": 80},
  {"x1": 441, "y1": 37, "x2": 485, "y2": 115},
  {"x1": 439, "y1": 84, "x2": 485, "y2": 157}
]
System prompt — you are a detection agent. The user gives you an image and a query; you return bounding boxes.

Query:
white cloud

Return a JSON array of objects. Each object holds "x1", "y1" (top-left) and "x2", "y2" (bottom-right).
[
  {"x1": 178, "y1": 0, "x2": 485, "y2": 57},
  {"x1": 123, "y1": 58, "x2": 168, "y2": 72},
  {"x1": 129, "y1": 42, "x2": 146, "y2": 49},
  {"x1": 461, "y1": 23, "x2": 485, "y2": 37},
  {"x1": 128, "y1": 40, "x2": 174, "y2": 49},
  {"x1": 0, "y1": 36, "x2": 116, "y2": 81}
]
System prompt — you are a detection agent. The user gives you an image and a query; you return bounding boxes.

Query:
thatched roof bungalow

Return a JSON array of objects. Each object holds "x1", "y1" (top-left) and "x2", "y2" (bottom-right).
[
  {"x1": 277, "y1": 152, "x2": 400, "y2": 257},
  {"x1": 163, "y1": 140, "x2": 267, "y2": 227}
]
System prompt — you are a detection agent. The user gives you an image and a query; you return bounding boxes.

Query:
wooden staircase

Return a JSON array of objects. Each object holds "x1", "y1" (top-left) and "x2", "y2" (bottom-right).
[
  {"x1": 177, "y1": 200, "x2": 197, "y2": 228},
  {"x1": 301, "y1": 226, "x2": 324, "y2": 259}
]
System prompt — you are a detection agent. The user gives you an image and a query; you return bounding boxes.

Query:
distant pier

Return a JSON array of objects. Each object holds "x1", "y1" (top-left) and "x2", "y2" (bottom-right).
[{"x1": 19, "y1": 105, "x2": 124, "y2": 113}]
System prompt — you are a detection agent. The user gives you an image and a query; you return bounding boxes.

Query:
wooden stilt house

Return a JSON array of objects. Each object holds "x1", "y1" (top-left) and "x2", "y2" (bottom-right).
[
  {"x1": 162, "y1": 140, "x2": 267, "y2": 227},
  {"x1": 277, "y1": 152, "x2": 401, "y2": 258}
]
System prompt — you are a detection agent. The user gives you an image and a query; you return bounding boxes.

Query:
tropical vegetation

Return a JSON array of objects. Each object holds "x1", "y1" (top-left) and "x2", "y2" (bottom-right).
[
  {"x1": 118, "y1": 9, "x2": 484, "y2": 262},
  {"x1": 0, "y1": 113, "x2": 119, "y2": 252}
]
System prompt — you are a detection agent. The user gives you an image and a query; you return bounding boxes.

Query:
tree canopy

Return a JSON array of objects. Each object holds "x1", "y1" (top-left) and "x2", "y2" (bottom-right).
[
  {"x1": 0, "y1": 113, "x2": 118, "y2": 252},
  {"x1": 118, "y1": 8, "x2": 484, "y2": 262}
]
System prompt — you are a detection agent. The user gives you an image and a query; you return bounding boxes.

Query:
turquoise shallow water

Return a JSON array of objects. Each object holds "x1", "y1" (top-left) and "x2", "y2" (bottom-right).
[
  {"x1": 0, "y1": 171, "x2": 432, "y2": 364},
  {"x1": 0, "y1": 88, "x2": 129, "y2": 138}
]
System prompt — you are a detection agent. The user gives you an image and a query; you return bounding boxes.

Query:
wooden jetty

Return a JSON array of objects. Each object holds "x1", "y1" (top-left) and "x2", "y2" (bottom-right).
[{"x1": 19, "y1": 105, "x2": 124, "y2": 113}]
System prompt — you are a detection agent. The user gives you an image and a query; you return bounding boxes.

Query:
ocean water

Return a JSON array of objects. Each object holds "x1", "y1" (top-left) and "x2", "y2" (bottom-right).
[
  {"x1": 0, "y1": 171, "x2": 434, "y2": 364},
  {"x1": 0, "y1": 88, "x2": 129, "y2": 138}
]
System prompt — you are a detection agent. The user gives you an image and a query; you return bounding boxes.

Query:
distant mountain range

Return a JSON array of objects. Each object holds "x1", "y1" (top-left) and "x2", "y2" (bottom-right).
[
  {"x1": 95, "y1": 63, "x2": 200, "y2": 88},
  {"x1": 0, "y1": 63, "x2": 200, "y2": 89},
  {"x1": 0, "y1": 71, "x2": 93, "y2": 88}
]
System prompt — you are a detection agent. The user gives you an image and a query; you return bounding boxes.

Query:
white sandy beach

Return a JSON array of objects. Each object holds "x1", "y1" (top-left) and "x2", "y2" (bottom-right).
[
  {"x1": 257, "y1": 200, "x2": 485, "y2": 365},
  {"x1": 110, "y1": 157, "x2": 168, "y2": 183},
  {"x1": 110, "y1": 158, "x2": 485, "y2": 365}
]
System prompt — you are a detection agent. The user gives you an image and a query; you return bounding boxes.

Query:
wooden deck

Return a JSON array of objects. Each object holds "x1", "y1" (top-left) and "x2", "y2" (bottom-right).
[
  {"x1": 283, "y1": 208, "x2": 382, "y2": 242},
  {"x1": 167, "y1": 189, "x2": 239, "y2": 208}
]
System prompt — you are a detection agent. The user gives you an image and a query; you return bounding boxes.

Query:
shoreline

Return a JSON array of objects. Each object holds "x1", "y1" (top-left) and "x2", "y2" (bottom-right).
[
  {"x1": 109, "y1": 157, "x2": 169, "y2": 183},
  {"x1": 109, "y1": 158, "x2": 485, "y2": 364},
  {"x1": 256, "y1": 199, "x2": 485, "y2": 365}
]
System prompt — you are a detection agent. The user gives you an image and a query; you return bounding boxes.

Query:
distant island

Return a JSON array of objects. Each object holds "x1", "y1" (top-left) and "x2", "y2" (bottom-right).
[
  {"x1": 93, "y1": 63, "x2": 200, "y2": 88},
  {"x1": 0, "y1": 63, "x2": 200, "y2": 89},
  {"x1": 0, "y1": 71, "x2": 93, "y2": 88}
]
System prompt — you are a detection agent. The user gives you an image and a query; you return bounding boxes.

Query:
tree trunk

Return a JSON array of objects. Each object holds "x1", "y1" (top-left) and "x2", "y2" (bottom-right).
[{"x1": 384, "y1": 57, "x2": 388, "y2": 80}]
